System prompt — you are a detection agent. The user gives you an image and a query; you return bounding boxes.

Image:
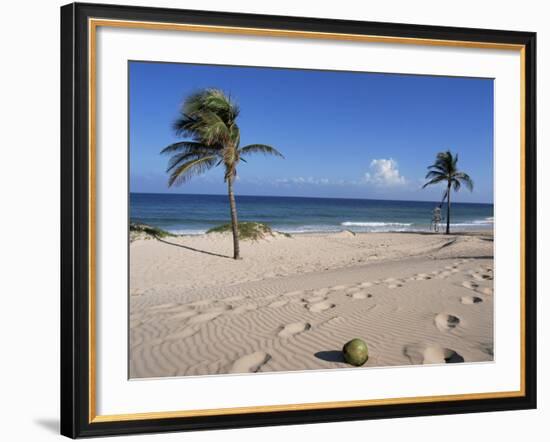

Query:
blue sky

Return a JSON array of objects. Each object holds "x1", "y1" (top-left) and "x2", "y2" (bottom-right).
[{"x1": 130, "y1": 61, "x2": 494, "y2": 203}]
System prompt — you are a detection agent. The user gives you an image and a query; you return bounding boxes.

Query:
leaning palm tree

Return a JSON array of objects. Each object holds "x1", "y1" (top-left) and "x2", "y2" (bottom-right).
[
  {"x1": 422, "y1": 151, "x2": 474, "y2": 234},
  {"x1": 161, "y1": 88, "x2": 284, "y2": 259}
]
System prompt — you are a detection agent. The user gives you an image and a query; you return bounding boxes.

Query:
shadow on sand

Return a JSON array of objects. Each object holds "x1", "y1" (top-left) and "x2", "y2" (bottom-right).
[
  {"x1": 314, "y1": 350, "x2": 345, "y2": 363},
  {"x1": 154, "y1": 236, "x2": 233, "y2": 259}
]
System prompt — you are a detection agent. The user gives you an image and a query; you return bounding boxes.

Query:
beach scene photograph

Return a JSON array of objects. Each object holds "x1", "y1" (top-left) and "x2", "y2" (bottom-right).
[{"x1": 129, "y1": 61, "x2": 494, "y2": 378}]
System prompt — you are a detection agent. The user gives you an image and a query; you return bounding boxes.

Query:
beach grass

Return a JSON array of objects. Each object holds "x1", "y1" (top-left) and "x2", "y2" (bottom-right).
[
  {"x1": 206, "y1": 222, "x2": 283, "y2": 240},
  {"x1": 130, "y1": 222, "x2": 174, "y2": 239}
]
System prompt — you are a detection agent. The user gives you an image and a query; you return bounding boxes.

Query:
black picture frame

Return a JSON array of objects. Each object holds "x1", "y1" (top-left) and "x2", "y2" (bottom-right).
[{"x1": 61, "y1": 2, "x2": 537, "y2": 438}]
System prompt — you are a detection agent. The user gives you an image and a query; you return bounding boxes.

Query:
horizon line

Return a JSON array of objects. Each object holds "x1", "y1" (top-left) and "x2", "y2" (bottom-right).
[{"x1": 129, "y1": 191, "x2": 493, "y2": 205}]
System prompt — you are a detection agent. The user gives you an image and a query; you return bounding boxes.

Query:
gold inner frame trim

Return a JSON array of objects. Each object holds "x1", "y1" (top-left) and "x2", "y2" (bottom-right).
[{"x1": 88, "y1": 17, "x2": 527, "y2": 424}]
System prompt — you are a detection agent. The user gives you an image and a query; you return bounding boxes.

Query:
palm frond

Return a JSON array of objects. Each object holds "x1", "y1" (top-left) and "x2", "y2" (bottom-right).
[
  {"x1": 166, "y1": 148, "x2": 221, "y2": 172},
  {"x1": 168, "y1": 156, "x2": 218, "y2": 187},
  {"x1": 229, "y1": 122, "x2": 240, "y2": 146},
  {"x1": 172, "y1": 114, "x2": 199, "y2": 138},
  {"x1": 422, "y1": 175, "x2": 447, "y2": 188},
  {"x1": 451, "y1": 178, "x2": 461, "y2": 191},
  {"x1": 161, "y1": 141, "x2": 218, "y2": 155},
  {"x1": 182, "y1": 90, "x2": 209, "y2": 116},
  {"x1": 195, "y1": 111, "x2": 231, "y2": 145},
  {"x1": 203, "y1": 90, "x2": 240, "y2": 121},
  {"x1": 427, "y1": 164, "x2": 449, "y2": 174},
  {"x1": 183, "y1": 89, "x2": 239, "y2": 122},
  {"x1": 425, "y1": 170, "x2": 446, "y2": 180},
  {"x1": 452, "y1": 152, "x2": 459, "y2": 169},
  {"x1": 432, "y1": 151, "x2": 456, "y2": 174},
  {"x1": 454, "y1": 172, "x2": 474, "y2": 191},
  {"x1": 239, "y1": 144, "x2": 285, "y2": 158}
]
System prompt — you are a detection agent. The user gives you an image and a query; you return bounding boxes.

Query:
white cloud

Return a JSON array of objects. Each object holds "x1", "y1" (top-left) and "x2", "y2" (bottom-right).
[
  {"x1": 364, "y1": 158, "x2": 407, "y2": 187},
  {"x1": 249, "y1": 162, "x2": 407, "y2": 189}
]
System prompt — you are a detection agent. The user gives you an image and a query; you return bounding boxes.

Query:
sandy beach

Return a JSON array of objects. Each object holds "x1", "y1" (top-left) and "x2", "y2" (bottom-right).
[{"x1": 129, "y1": 230, "x2": 494, "y2": 378}]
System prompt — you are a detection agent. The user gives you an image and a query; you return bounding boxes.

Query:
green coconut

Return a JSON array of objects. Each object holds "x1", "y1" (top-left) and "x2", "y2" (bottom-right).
[{"x1": 343, "y1": 338, "x2": 369, "y2": 366}]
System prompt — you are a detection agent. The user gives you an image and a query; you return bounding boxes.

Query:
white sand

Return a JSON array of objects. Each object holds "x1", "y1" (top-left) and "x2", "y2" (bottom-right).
[{"x1": 129, "y1": 231, "x2": 494, "y2": 378}]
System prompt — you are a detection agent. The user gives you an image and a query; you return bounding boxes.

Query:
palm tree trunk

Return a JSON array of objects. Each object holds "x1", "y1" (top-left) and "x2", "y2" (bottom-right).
[
  {"x1": 227, "y1": 176, "x2": 241, "y2": 259},
  {"x1": 446, "y1": 182, "x2": 451, "y2": 234}
]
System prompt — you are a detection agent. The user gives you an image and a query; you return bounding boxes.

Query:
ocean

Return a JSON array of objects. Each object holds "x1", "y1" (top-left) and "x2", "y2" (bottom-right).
[{"x1": 130, "y1": 193, "x2": 493, "y2": 235}]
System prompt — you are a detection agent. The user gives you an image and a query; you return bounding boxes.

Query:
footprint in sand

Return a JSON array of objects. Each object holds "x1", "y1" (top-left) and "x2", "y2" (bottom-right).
[
  {"x1": 303, "y1": 295, "x2": 327, "y2": 303},
  {"x1": 414, "y1": 273, "x2": 432, "y2": 281},
  {"x1": 422, "y1": 346, "x2": 464, "y2": 364},
  {"x1": 404, "y1": 344, "x2": 464, "y2": 365},
  {"x1": 229, "y1": 351, "x2": 271, "y2": 373},
  {"x1": 473, "y1": 273, "x2": 493, "y2": 281},
  {"x1": 481, "y1": 287, "x2": 493, "y2": 295},
  {"x1": 330, "y1": 285, "x2": 348, "y2": 291},
  {"x1": 346, "y1": 287, "x2": 361, "y2": 294},
  {"x1": 277, "y1": 322, "x2": 311, "y2": 338},
  {"x1": 461, "y1": 295, "x2": 483, "y2": 305},
  {"x1": 324, "y1": 316, "x2": 345, "y2": 326},
  {"x1": 306, "y1": 300, "x2": 336, "y2": 313},
  {"x1": 347, "y1": 292, "x2": 369, "y2": 300},
  {"x1": 269, "y1": 299, "x2": 289, "y2": 308},
  {"x1": 461, "y1": 281, "x2": 479, "y2": 290},
  {"x1": 387, "y1": 281, "x2": 404, "y2": 289},
  {"x1": 360, "y1": 282, "x2": 374, "y2": 288},
  {"x1": 434, "y1": 313, "x2": 461, "y2": 332},
  {"x1": 312, "y1": 288, "x2": 330, "y2": 296}
]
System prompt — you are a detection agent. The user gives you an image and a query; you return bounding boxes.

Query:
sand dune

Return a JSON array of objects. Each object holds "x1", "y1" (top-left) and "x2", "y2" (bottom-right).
[{"x1": 129, "y1": 231, "x2": 493, "y2": 378}]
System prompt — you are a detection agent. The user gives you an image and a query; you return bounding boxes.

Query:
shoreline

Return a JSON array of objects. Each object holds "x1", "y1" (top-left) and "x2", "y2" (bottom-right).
[
  {"x1": 170, "y1": 228, "x2": 494, "y2": 237},
  {"x1": 133, "y1": 223, "x2": 494, "y2": 239}
]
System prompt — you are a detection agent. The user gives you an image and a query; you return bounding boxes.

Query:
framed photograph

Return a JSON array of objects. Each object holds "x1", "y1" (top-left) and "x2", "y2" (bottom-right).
[{"x1": 60, "y1": 2, "x2": 536, "y2": 438}]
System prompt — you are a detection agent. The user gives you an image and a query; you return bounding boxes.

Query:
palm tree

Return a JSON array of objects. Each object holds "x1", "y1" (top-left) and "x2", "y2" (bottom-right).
[
  {"x1": 161, "y1": 88, "x2": 284, "y2": 259},
  {"x1": 422, "y1": 151, "x2": 474, "y2": 234}
]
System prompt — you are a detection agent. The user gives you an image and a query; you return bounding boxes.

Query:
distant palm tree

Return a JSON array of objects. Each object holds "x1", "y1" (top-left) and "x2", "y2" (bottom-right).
[
  {"x1": 422, "y1": 151, "x2": 474, "y2": 234},
  {"x1": 161, "y1": 88, "x2": 284, "y2": 259}
]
